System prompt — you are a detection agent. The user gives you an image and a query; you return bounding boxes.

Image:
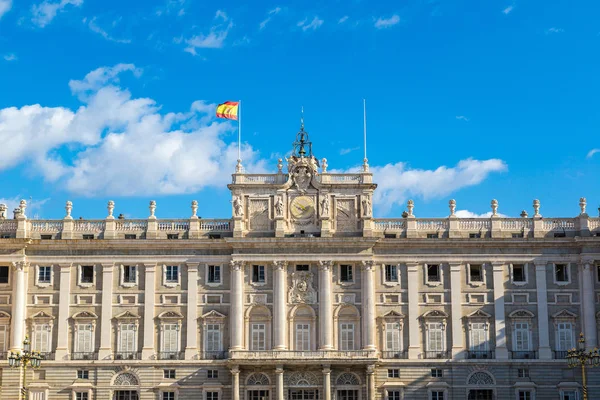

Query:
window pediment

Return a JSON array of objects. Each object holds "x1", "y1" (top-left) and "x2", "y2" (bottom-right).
[
  {"x1": 114, "y1": 311, "x2": 140, "y2": 320},
  {"x1": 552, "y1": 309, "x2": 577, "y2": 320},
  {"x1": 421, "y1": 310, "x2": 448, "y2": 319},
  {"x1": 0, "y1": 310, "x2": 10, "y2": 322},
  {"x1": 466, "y1": 310, "x2": 491, "y2": 319},
  {"x1": 201, "y1": 310, "x2": 226, "y2": 320},
  {"x1": 382, "y1": 310, "x2": 405, "y2": 319},
  {"x1": 508, "y1": 309, "x2": 534, "y2": 319},
  {"x1": 30, "y1": 311, "x2": 55, "y2": 321},
  {"x1": 158, "y1": 311, "x2": 184, "y2": 320},
  {"x1": 72, "y1": 311, "x2": 98, "y2": 320}
]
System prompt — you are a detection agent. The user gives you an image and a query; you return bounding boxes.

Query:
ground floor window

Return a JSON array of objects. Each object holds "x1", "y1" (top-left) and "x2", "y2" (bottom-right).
[
  {"x1": 337, "y1": 390, "x2": 358, "y2": 400},
  {"x1": 518, "y1": 390, "x2": 533, "y2": 400},
  {"x1": 248, "y1": 390, "x2": 270, "y2": 400},
  {"x1": 468, "y1": 390, "x2": 493, "y2": 400},
  {"x1": 560, "y1": 391, "x2": 579, "y2": 400},
  {"x1": 114, "y1": 391, "x2": 139, "y2": 400},
  {"x1": 289, "y1": 389, "x2": 319, "y2": 399},
  {"x1": 389, "y1": 391, "x2": 402, "y2": 400}
]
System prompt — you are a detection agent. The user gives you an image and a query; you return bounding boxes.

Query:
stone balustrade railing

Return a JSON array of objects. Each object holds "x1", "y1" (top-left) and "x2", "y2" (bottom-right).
[
  {"x1": 231, "y1": 173, "x2": 373, "y2": 185},
  {"x1": 229, "y1": 350, "x2": 377, "y2": 360}
]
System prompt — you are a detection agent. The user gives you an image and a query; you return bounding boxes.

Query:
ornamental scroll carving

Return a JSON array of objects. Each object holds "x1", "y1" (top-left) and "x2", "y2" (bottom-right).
[
  {"x1": 288, "y1": 272, "x2": 317, "y2": 304},
  {"x1": 467, "y1": 371, "x2": 494, "y2": 385},
  {"x1": 113, "y1": 372, "x2": 139, "y2": 386},
  {"x1": 285, "y1": 371, "x2": 319, "y2": 386}
]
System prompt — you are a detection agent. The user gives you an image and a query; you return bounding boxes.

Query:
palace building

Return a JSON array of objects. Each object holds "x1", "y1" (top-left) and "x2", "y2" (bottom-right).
[{"x1": 0, "y1": 126, "x2": 599, "y2": 400}]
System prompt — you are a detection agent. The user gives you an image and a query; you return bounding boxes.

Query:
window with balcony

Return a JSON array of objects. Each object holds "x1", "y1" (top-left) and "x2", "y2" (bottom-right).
[
  {"x1": 427, "y1": 264, "x2": 441, "y2": 283},
  {"x1": 118, "y1": 323, "x2": 137, "y2": 358},
  {"x1": 33, "y1": 323, "x2": 52, "y2": 354},
  {"x1": 161, "y1": 323, "x2": 180, "y2": 359},
  {"x1": 251, "y1": 323, "x2": 266, "y2": 351},
  {"x1": 295, "y1": 323, "x2": 310, "y2": 351},
  {"x1": 513, "y1": 322, "x2": 531, "y2": 352},
  {"x1": 340, "y1": 323, "x2": 355, "y2": 350},
  {"x1": 37, "y1": 266, "x2": 51, "y2": 284},
  {"x1": 207, "y1": 265, "x2": 221, "y2": 284},
  {"x1": 0, "y1": 324, "x2": 8, "y2": 355},
  {"x1": 0, "y1": 266, "x2": 8, "y2": 284},
  {"x1": 555, "y1": 264, "x2": 570, "y2": 284},
  {"x1": 385, "y1": 264, "x2": 398, "y2": 283},
  {"x1": 252, "y1": 265, "x2": 265, "y2": 284},
  {"x1": 426, "y1": 322, "x2": 445, "y2": 354},
  {"x1": 469, "y1": 322, "x2": 489, "y2": 357},
  {"x1": 340, "y1": 265, "x2": 353, "y2": 283},
  {"x1": 556, "y1": 322, "x2": 574, "y2": 353},
  {"x1": 469, "y1": 264, "x2": 483, "y2": 284},
  {"x1": 205, "y1": 324, "x2": 222, "y2": 352},
  {"x1": 75, "y1": 324, "x2": 94, "y2": 356},
  {"x1": 386, "y1": 322, "x2": 401, "y2": 353}
]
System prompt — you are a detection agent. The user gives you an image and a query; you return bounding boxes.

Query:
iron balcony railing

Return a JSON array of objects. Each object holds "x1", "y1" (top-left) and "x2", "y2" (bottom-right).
[
  {"x1": 381, "y1": 350, "x2": 408, "y2": 359},
  {"x1": 199, "y1": 351, "x2": 229, "y2": 360},
  {"x1": 114, "y1": 351, "x2": 141, "y2": 360},
  {"x1": 39, "y1": 352, "x2": 55, "y2": 360},
  {"x1": 157, "y1": 351, "x2": 184, "y2": 360},
  {"x1": 467, "y1": 351, "x2": 495, "y2": 359},
  {"x1": 71, "y1": 352, "x2": 98, "y2": 360},
  {"x1": 554, "y1": 350, "x2": 569, "y2": 359},
  {"x1": 422, "y1": 351, "x2": 450, "y2": 359},
  {"x1": 511, "y1": 351, "x2": 538, "y2": 359}
]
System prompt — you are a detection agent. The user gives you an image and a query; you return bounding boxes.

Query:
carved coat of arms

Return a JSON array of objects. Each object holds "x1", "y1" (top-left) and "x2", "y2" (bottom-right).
[
  {"x1": 292, "y1": 167, "x2": 312, "y2": 192},
  {"x1": 288, "y1": 272, "x2": 317, "y2": 304}
]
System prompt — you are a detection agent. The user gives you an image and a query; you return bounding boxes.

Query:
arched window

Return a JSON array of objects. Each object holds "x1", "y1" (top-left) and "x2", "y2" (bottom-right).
[
  {"x1": 289, "y1": 305, "x2": 316, "y2": 351},
  {"x1": 467, "y1": 371, "x2": 494, "y2": 386},
  {"x1": 247, "y1": 373, "x2": 270, "y2": 386},
  {"x1": 113, "y1": 372, "x2": 139, "y2": 386},
  {"x1": 335, "y1": 305, "x2": 361, "y2": 351},
  {"x1": 246, "y1": 306, "x2": 272, "y2": 351},
  {"x1": 336, "y1": 372, "x2": 360, "y2": 386}
]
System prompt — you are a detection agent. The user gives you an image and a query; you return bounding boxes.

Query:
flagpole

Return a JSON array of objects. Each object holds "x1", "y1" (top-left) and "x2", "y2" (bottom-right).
[
  {"x1": 238, "y1": 100, "x2": 242, "y2": 161},
  {"x1": 363, "y1": 98, "x2": 368, "y2": 172}
]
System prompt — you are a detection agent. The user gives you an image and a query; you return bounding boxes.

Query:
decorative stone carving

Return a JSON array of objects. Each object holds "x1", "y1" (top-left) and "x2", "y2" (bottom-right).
[
  {"x1": 407, "y1": 199, "x2": 414, "y2": 216},
  {"x1": 361, "y1": 195, "x2": 372, "y2": 217},
  {"x1": 533, "y1": 199, "x2": 541, "y2": 217},
  {"x1": 286, "y1": 371, "x2": 319, "y2": 387},
  {"x1": 449, "y1": 199, "x2": 456, "y2": 216},
  {"x1": 248, "y1": 294, "x2": 267, "y2": 305},
  {"x1": 520, "y1": 210, "x2": 528, "y2": 218},
  {"x1": 321, "y1": 158, "x2": 328, "y2": 173},
  {"x1": 232, "y1": 196, "x2": 244, "y2": 217},
  {"x1": 467, "y1": 371, "x2": 494, "y2": 385},
  {"x1": 65, "y1": 201, "x2": 73, "y2": 219},
  {"x1": 19, "y1": 200, "x2": 27, "y2": 217},
  {"x1": 361, "y1": 260, "x2": 374, "y2": 271},
  {"x1": 230, "y1": 260, "x2": 244, "y2": 271},
  {"x1": 319, "y1": 260, "x2": 333, "y2": 271},
  {"x1": 277, "y1": 158, "x2": 283, "y2": 173},
  {"x1": 191, "y1": 200, "x2": 198, "y2": 218},
  {"x1": 274, "y1": 196, "x2": 284, "y2": 217},
  {"x1": 149, "y1": 200, "x2": 156, "y2": 218},
  {"x1": 107, "y1": 200, "x2": 115, "y2": 219},
  {"x1": 0, "y1": 203, "x2": 6, "y2": 219},
  {"x1": 247, "y1": 373, "x2": 270, "y2": 385},
  {"x1": 337, "y1": 293, "x2": 356, "y2": 304},
  {"x1": 336, "y1": 372, "x2": 360, "y2": 385},
  {"x1": 336, "y1": 199, "x2": 356, "y2": 232},
  {"x1": 491, "y1": 199, "x2": 498, "y2": 216},
  {"x1": 580, "y1": 197, "x2": 587, "y2": 214},
  {"x1": 320, "y1": 195, "x2": 330, "y2": 218},
  {"x1": 113, "y1": 372, "x2": 139, "y2": 386},
  {"x1": 288, "y1": 272, "x2": 317, "y2": 304},
  {"x1": 292, "y1": 166, "x2": 312, "y2": 192},
  {"x1": 249, "y1": 199, "x2": 269, "y2": 230}
]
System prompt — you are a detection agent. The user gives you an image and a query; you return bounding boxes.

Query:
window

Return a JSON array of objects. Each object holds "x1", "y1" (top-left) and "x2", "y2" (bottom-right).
[
  {"x1": 206, "y1": 392, "x2": 219, "y2": 400},
  {"x1": 81, "y1": 265, "x2": 94, "y2": 283},
  {"x1": 340, "y1": 323, "x2": 355, "y2": 350},
  {"x1": 513, "y1": 264, "x2": 526, "y2": 283},
  {"x1": 513, "y1": 322, "x2": 530, "y2": 351},
  {"x1": 427, "y1": 323, "x2": 444, "y2": 352},
  {"x1": 385, "y1": 264, "x2": 398, "y2": 282},
  {"x1": 296, "y1": 323, "x2": 310, "y2": 351},
  {"x1": 386, "y1": 322, "x2": 401, "y2": 351},
  {"x1": 0, "y1": 266, "x2": 8, "y2": 284},
  {"x1": 561, "y1": 391, "x2": 579, "y2": 400},
  {"x1": 340, "y1": 265, "x2": 353, "y2": 282},
  {"x1": 518, "y1": 391, "x2": 532, "y2": 400},
  {"x1": 469, "y1": 264, "x2": 483, "y2": 283},
  {"x1": 431, "y1": 390, "x2": 445, "y2": 400},
  {"x1": 77, "y1": 370, "x2": 89, "y2": 379},
  {"x1": 76, "y1": 324, "x2": 93, "y2": 353},
  {"x1": 76, "y1": 393, "x2": 89, "y2": 400},
  {"x1": 0, "y1": 325, "x2": 7, "y2": 353},
  {"x1": 296, "y1": 264, "x2": 309, "y2": 271},
  {"x1": 251, "y1": 323, "x2": 266, "y2": 351},
  {"x1": 164, "y1": 369, "x2": 176, "y2": 379},
  {"x1": 517, "y1": 368, "x2": 529, "y2": 378},
  {"x1": 469, "y1": 322, "x2": 488, "y2": 351},
  {"x1": 431, "y1": 369, "x2": 443, "y2": 378},
  {"x1": 207, "y1": 370, "x2": 218, "y2": 379},
  {"x1": 207, "y1": 265, "x2": 221, "y2": 284},
  {"x1": 252, "y1": 265, "x2": 265, "y2": 283},
  {"x1": 555, "y1": 264, "x2": 569, "y2": 283},
  {"x1": 205, "y1": 324, "x2": 222, "y2": 352},
  {"x1": 167, "y1": 234, "x2": 179, "y2": 240},
  {"x1": 165, "y1": 265, "x2": 179, "y2": 283},
  {"x1": 119, "y1": 323, "x2": 136, "y2": 352},
  {"x1": 427, "y1": 233, "x2": 439, "y2": 239},
  {"x1": 469, "y1": 233, "x2": 481, "y2": 238},
  {"x1": 38, "y1": 266, "x2": 51, "y2": 284},
  {"x1": 33, "y1": 324, "x2": 51, "y2": 353},
  {"x1": 162, "y1": 393, "x2": 175, "y2": 400},
  {"x1": 162, "y1": 324, "x2": 179, "y2": 353},
  {"x1": 556, "y1": 322, "x2": 574, "y2": 351},
  {"x1": 82, "y1": 234, "x2": 94, "y2": 240},
  {"x1": 124, "y1": 234, "x2": 136, "y2": 240},
  {"x1": 388, "y1": 392, "x2": 402, "y2": 400},
  {"x1": 388, "y1": 369, "x2": 399, "y2": 378},
  {"x1": 40, "y1": 234, "x2": 53, "y2": 240},
  {"x1": 123, "y1": 265, "x2": 136, "y2": 284},
  {"x1": 427, "y1": 264, "x2": 440, "y2": 282}
]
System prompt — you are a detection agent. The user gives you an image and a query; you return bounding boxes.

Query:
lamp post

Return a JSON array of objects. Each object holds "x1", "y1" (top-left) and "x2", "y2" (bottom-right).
[
  {"x1": 567, "y1": 333, "x2": 600, "y2": 400},
  {"x1": 8, "y1": 336, "x2": 43, "y2": 400}
]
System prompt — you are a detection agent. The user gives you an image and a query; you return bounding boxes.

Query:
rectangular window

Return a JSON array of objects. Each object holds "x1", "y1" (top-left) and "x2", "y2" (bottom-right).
[
  {"x1": 385, "y1": 264, "x2": 398, "y2": 282},
  {"x1": 34, "y1": 324, "x2": 51, "y2": 353},
  {"x1": 296, "y1": 323, "x2": 310, "y2": 351},
  {"x1": 206, "y1": 392, "x2": 219, "y2": 400},
  {"x1": 162, "y1": 324, "x2": 179, "y2": 353},
  {"x1": 162, "y1": 393, "x2": 175, "y2": 400},
  {"x1": 296, "y1": 264, "x2": 309, "y2": 271},
  {"x1": 518, "y1": 391, "x2": 532, "y2": 400},
  {"x1": 119, "y1": 323, "x2": 136, "y2": 352},
  {"x1": 427, "y1": 233, "x2": 439, "y2": 239},
  {"x1": 431, "y1": 368, "x2": 443, "y2": 378},
  {"x1": 340, "y1": 323, "x2": 355, "y2": 350},
  {"x1": 0, "y1": 266, "x2": 8, "y2": 284},
  {"x1": 207, "y1": 370, "x2": 218, "y2": 379},
  {"x1": 167, "y1": 234, "x2": 179, "y2": 240},
  {"x1": 386, "y1": 322, "x2": 401, "y2": 351},
  {"x1": 387, "y1": 369, "x2": 400, "y2": 378},
  {"x1": 517, "y1": 368, "x2": 529, "y2": 378},
  {"x1": 469, "y1": 264, "x2": 483, "y2": 282},
  {"x1": 123, "y1": 266, "x2": 136, "y2": 283},
  {"x1": 208, "y1": 265, "x2": 221, "y2": 283},
  {"x1": 514, "y1": 322, "x2": 530, "y2": 351},
  {"x1": 81, "y1": 265, "x2": 94, "y2": 283},
  {"x1": 40, "y1": 234, "x2": 53, "y2": 240},
  {"x1": 124, "y1": 234, "x2": 136, "y2": 240},
  {"x1": 82, "y1": 234, "x2": 94, "y2": 240},
  {"x1": 163, "y1": 369, "x2": 176, "y2": 379},
  {"x1": 76, "y1": 324, "x2": 93, "y2": 353},
  {"x1": 77, "y1": 370, "x2": 89, "y2": 379},
  {"x1": 561, "y1": 391, "x2": 579, "y2": 400},
  {"x1": 0, "y1": 325, "x2": 8, "y2": 352},
  {"x1": 555, "y1": 264, "x2": 569, "y2": 282},
  {"x1": 340, "y1": 265, "x2": 353, "y2": 282},
  {"x1": 252, "y1": 265, "x2": 265, "y2": 283},
  {"x1": 38, "y1": 266, "x2": 51, "y2": 283},
  {"x1": 389, "y1": 391, "x2": 402, "y2": 400},
  {"x1": 76, "y1": 393, "x2": 89, "y2": 400},
  {"x1": 431, "y1": 390, "x2": 445, "y2": 400},
  {"x1": 427, "y1": 265, "x2": 440, "y2": 282},
  {"x1": 205, "y1": 324, "x2": 222, "y2": 352},
  {"x1": 251, "y1": 323, "x2": 266, "y2": 351},
  {"x1": 557, "y1": 322, "x2": 574, "y2": 351},
  {"x1": 469, "y1": 233, "x2": 481, "y2": 238},
  {"x1": 427, "y1": 323, "x2": 444, "y2": 352},
  {"x1": 469, "y1": 322, "x2": 488, "y2": 351},
  {"x1": 165, "y1": 265, "x2": 179, "y2": 283},
  {"x1": 513, "y1": 264, "x2": 526, "y2": 283}
]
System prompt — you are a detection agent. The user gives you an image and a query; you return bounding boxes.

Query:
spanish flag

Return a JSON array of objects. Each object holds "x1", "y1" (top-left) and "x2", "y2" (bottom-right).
[{"x1": 216, "y1": 101, "x2": 239, "y2": 120}]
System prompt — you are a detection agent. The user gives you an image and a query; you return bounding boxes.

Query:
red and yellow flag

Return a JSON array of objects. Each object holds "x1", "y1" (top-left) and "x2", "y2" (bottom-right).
[{"x1": 216, "y1": 101, "x2": 239, "y2": 120}]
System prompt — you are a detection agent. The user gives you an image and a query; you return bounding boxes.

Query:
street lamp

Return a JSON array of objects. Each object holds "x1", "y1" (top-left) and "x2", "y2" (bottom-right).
[
  {"x1": 8, "y1": 336, "x2": 43, "y2": 400},
  {"x1": 567, "y1": 333, "x2": 600, "y2": 400}
]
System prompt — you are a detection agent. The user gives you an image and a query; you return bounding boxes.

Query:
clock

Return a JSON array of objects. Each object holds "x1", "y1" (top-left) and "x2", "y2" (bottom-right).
[{"x1": 290, "y1": 196, "x2": 315, "y2": 220}]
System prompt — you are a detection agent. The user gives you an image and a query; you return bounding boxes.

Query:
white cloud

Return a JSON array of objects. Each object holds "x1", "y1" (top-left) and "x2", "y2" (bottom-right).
[
  {"x1": 31, "y1": 0, "x2": 83, "y2": 27},
  {"x1": 0, "y1": 0, "x2": 12, "y2": 19},
  {"x1": 374, "y1": 14, "x2": 400, "y2": 29},
  {"x1": 183, "y1": 13, "x2": 233, "y2": 55},
  {"x1": 259, "y1": 7, "x2": 280, "y2": 30},
  {"x1": 340, "y1": 147, "x2": 359, "y2": 155},
  {"x1": 456, "y1": 115, "x2": 469, "y2": 122},
  {"x1": 338, "y1": 15, "x2": 349, "y2": 24},
  {"x1": 587, "y1": 148, "x2": 600, "y2": 159},
  {"x1": 297, "y1": 16, "x2": 323, "y2": 32},
  {"x1": 87, "y1": 17, "x2": 131, "y2": 44},
  {"x1": 455, "y1": 210, "x2": 507, "y2": 218},
  {"x1": 3, "y1": 53, "x2": 17, "y2": 61},
  {"x1": 370, "y1": 158, "x2": 508, "y2": 213},
  {"x1": 546, "y1": 27, "x2": 564, "y2": 34},
  {"x1": 215, "y1": 10, "x2": 228, "y2": 21},
  {"x1": 0, "y1": 64, "x2": 268, "y2": 196},
  {"x1": 502, "y1": 5, "x2": 513, "y2": 14}
]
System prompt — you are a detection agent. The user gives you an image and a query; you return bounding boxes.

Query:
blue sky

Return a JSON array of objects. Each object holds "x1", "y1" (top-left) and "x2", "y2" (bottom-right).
[{"x1": 0, "y1": 0, "x2": 598, "y2": 220}]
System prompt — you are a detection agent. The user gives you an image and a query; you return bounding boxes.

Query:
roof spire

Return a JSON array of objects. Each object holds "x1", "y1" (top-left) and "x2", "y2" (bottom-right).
[
  {"x1": 292, "y1": 106, "x2": 313, "y2": 158},
  {"x1": 300, "y1": 105, "x2": 305, "y2": 131}
]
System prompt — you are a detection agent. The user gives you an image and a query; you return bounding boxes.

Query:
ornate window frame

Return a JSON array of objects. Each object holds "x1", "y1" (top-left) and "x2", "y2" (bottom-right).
[
  {"x1": 510, "y1": 263, "x2": 529, "y2": 286},
  {"x1": 465, "y1": 310, "x2": 491, "y2": 352},
  {"x1": 163, "y1": 264, "x2": 181, "y2": 288},
  {"x1": 552, "y1": 309, "x2": 577, "y2": 351},
  {"x1": 509, "y1": 309, "x2": 535, "y2": 352},
  {"x1": 288, "y1": 304, "x2": 317, "y2": 351},
  {"x1": 35, "y1": 264, "x2": 53, "y2": 288},
  {"x1": 0, "y1": 311, "x2": 11, "y2": 353},
  {"x1": 334, "y1": 304, "x2": 361, "y2": 351},
  {"x1": 382, "y1": 264, "x2": 401, "y2": 286},
  {"x1": 158, "y1": 311, "x2": 184, "y2": 355},
  {"x1": 380, "y1": 311, "x2": 405, "y2": 354},
  {"x1": 29, "y1": 311, "x2": 54, "y2": 354},
  {"x1": 205, "y1": 264, "x2": 223, "y2": 287},
  {"x1": 421, "y1": 310, "x2": 448, "y2": 354},
  {"x1": 245, "y1": 305, "x2": 272, "y2": 351},
  {"x1": 71, "y1": 311, "x2": 98, "y2": 355},
  {"x1": 334, "y1": 372, "x2": 362, "y2": 396},
  {"x1": 465, "y1": 371, "x2": 496, "y2": 399},
  {"x1": 424, "y1": 263, "x2": 443, "y2": 287},
  {"x1": 245, "y1": 372, "x2": 271, "y2": 400},
  {"x1": 201, "y1": 310, "x2": 226, "y2": 353},
  {"x1": 119, "y1": 264, "x2": 139, "y2": 288},
  {"x1": 113, "y1": 311, "x2": 140, "y2": 354}
]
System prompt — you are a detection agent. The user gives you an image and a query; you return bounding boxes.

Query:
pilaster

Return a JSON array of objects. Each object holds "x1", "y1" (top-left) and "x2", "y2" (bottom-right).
[
  {"x1": 275, "y1": 365, "x2": 284, "y2": 400},
  {"x1": 361, "y1": 261, "x2": 376, "y2": 351},
  {"x1": 581, "y1": 259, "x2": 597, "y2": 349},
  {"x1": 9, "y1": 261, "x2": 28, "y2": 352},
  {"x1": 492, "y1": 262, "x2": 509, "y2": 359},
  {"x1": 230, "y1": 261, "x2": 245, "y2": 350},
  {"x1": 273, "y1": 261, "x2": 288, "y2": 350},
  {"x1": 54, "y1": 264, "x2": 72, "y2": 360},
  {"x1": 367, "y1": 365, "x2": 376, "y2": 400},
  {"x1": 318, "y1": 261, "x2": 334, "y2": 350},
  {"x1": 535, "y1": 263, "x2": 552, "y2": 359},
  {"x1": 322, "y1": 365, "x2": 331, "y2": 400},
  {"x1": 185, "y1": 263, "x2": 199, "y2": 359},
  {"x1": 142, "y1": 263, "x2": 157, "y2": 359},
  {"x1": 231, "y1": 366, "x2": 240, "y2": 400},
  {"x1": 98, "y1": 263, "x2": 114, "y2": 359},
  {"x1": 406, "y1": 262, "x2": 420, "y2": 359},
  {"x1": 449, "y1": 262, "x2": 464, "y2": 359}
]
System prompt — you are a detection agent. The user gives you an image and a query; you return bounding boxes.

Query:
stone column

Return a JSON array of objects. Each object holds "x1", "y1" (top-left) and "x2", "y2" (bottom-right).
[
  {"x1": 231, "y1": 366, "x2": 240, "y2": 400},
  {"x1": 407, "y1": 262, "x2": 420, "y2": 359},
  {"x1": 322, "y1": 365, "x2": 331, "y2": 400},
  {"x1": 54, "y1": 264, "x2": 72, "y2": 359},
  {"x1": 318, "y1": 261, "x2": 334, "y2": 350},
  {"x1": 273, "y1": 261, "x2": 288, "y2": 350},
  {"x1": 535, "y1": 263, "x2": 552, "y2": 359},
  {"x1": 362, "y1": 261, "x2": 376, "y2": 351},
  {"x1": 276, "y1": 365, "x2": 284, "y2": 400},
  {"x1": 141, "y1": 263, "x2": 156, "y2": 359},
  {"x1": 581, "y1": 259, "x2": 598, "y2": 349},
  {"x1": 185, "y1": 263, "x2": 199, "y2": 359},
  {"x1": 449, "y1": 262, "x2": 464, "y2": 359},
  {"x1": 367, "y1": 365, "x2": 376, "y2": 400},
  {"x1": 492, "y1": 262, "x2": 509, "y2": 359},
  {"x1": 98, "y1": 263, "x2": 114, "y2": 359},
  {"x1": 9, "y1": 261, "x2": 28, "y2": 352},
  {"x1": 230, "y1": 261, "x2": 245, "y2": 350}
]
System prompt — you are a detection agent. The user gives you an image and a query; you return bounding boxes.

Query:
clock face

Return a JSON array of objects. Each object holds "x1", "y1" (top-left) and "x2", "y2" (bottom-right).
[{"x1": 290, "y1": 196, "x2": 315, "y2": 220}]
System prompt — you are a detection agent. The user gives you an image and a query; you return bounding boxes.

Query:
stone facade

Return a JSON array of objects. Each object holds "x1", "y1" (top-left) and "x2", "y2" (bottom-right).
[{"x1": 0, "y1": 130, "x2": 599, "y2": 400}]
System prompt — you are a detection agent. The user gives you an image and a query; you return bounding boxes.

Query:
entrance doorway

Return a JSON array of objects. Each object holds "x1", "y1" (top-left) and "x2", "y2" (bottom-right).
[
  {"x1": 247, "y1": 390, "x2": 270, "y2": 400},
  {"x1": 114, "y1": 391, "x2": 139, "y2": 400},
  {"x1": 289, "y1": 389, "x2": 319, "y2": 399},
  {"x1": 468, "y1": 390, "x2": 494, "y2": 400},
  {"x1": 337, "y1": 390, "x2": 359, "y2": 400}
]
